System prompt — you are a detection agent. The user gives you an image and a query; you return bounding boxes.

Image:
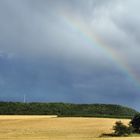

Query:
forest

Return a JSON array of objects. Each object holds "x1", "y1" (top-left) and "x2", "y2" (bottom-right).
[{"x1": 0, "y1": 102, "x2": 138, "y2": 118}]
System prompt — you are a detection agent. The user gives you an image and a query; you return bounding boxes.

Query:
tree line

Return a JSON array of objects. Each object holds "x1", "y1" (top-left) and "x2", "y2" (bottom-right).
[{"x1": 0, "y1": 102, "x2": 138, "y2": 118}]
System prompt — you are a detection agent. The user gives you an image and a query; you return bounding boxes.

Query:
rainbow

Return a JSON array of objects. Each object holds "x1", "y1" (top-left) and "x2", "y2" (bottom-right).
[{"x1": 60, "y1": 13, "x2": 140, "y2": 88}]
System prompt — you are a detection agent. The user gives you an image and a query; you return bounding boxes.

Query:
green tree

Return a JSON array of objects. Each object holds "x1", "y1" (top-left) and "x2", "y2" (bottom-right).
[
  {"x1": 113, "y1": 121, "x2": 132, "y2": 136},
  {"x1": 131, "y1": 113, "x2": 140, "y2": 133}
]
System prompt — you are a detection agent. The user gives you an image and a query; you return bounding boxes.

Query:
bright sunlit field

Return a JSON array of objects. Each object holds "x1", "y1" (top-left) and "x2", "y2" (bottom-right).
[{"x1": 0, "y1": 116, "x2": 139, "y2": 140}]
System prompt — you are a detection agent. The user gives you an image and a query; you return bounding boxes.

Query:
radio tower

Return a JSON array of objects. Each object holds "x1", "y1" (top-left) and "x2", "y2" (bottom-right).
[{"x1": 24, "y1": 94, "x2": 26, "y2": 103}]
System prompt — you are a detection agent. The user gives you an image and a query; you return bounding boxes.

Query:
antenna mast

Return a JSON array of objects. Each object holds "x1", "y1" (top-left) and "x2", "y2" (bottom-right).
[{"x1": 24, "y1": 94, "x2": 26, "y2": 103}]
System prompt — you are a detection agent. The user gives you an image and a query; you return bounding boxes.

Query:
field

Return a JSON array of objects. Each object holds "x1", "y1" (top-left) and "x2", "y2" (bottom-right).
[{"x1": 0, "y1": 116, "x2": 139, "y2": 140}]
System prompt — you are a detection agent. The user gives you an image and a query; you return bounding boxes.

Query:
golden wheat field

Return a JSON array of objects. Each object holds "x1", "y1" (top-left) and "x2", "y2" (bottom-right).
[{"x1": 0, "y1": 116, "x2": 139, "y2": 140}]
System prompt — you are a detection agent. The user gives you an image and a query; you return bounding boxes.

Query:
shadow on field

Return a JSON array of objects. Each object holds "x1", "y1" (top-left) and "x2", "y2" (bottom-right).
[
  {"x1": 99, "y1": 133, "x2": 116, "y2": 138},
  {"x1": 99, "y1": 133, "x2": 129, "y2": 138},
  {"x1": 100, "y1": 133, "x2": 130, "y2": 138}
]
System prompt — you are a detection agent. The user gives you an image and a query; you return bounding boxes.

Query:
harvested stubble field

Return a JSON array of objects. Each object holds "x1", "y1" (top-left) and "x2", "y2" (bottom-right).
[{"x1": 0, "y1": 116, "x2": 139, "y2": 140}]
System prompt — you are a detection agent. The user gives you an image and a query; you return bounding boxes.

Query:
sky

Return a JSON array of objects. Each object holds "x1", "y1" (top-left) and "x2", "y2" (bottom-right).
[{"x1": 0, "y1": 0, "x2": 140, "y2": 110}]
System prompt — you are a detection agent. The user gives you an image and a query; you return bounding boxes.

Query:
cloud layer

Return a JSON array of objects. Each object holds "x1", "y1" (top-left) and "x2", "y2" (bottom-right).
[{"x1": 0, "y1": 0, "x2": 140, "y2": 110}]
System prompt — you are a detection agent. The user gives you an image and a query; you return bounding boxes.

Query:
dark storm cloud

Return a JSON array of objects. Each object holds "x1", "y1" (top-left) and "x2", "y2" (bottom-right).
[{"x1": 0, "y1": 0, "x2": 140, "y2": 110}]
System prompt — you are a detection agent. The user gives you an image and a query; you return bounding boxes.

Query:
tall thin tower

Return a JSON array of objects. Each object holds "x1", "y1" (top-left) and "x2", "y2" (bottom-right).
[{"x1": 24, "y1": 94, "x2": 26, "y2": 103}]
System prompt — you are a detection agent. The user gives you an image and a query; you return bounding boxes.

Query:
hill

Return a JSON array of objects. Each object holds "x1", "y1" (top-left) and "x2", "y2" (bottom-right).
[{"x1": 0, "y1": 102, "x2": 138, "y2": 118}]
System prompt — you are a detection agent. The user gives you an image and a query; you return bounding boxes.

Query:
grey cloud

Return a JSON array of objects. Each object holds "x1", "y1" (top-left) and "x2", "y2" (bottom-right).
[{"x1": 0, "y1": 0, "x2": 140, "y2": 110}]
